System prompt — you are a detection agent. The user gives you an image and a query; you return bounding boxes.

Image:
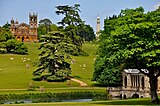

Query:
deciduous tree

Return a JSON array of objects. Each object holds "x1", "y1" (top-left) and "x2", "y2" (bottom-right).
[
  {"x1": 0, "y1": 27, "x2": 28, "y2": 54},
  {"x1": 93, "y1": 7, "x2": 160, "y2": 103}
]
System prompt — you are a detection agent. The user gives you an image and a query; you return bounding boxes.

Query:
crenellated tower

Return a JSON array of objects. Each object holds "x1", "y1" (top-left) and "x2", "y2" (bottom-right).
[
  {"x1": 11, "y1": 17, "x2": 14, "y2": 25},
  {"x1": 29, "y1": 13, "x2": 37, "y2": 27},
  {"x1": 29, "y1": 13, "x2": 37, "y2": 35},
  {"x1": 10, "y1": 17, "x2": 15, "y2": 34}
]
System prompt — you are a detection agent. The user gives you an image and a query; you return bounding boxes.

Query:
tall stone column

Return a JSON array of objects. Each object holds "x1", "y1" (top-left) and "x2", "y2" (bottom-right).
[
  {"x1": 127, "y1": 74, "x2": 131, "y2": 89},
  {"x1": 96, "y1": 16, "x2": 100, "y2": 38}
]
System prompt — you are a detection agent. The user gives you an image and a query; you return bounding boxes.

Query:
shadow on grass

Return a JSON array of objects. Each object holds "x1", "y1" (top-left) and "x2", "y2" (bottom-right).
[
  {"x1": 73, "y1": 76, "x2": 82, "y2": 79},
  {"x1": 91, "y1": 98, "x2": 159, "y2": 105}
]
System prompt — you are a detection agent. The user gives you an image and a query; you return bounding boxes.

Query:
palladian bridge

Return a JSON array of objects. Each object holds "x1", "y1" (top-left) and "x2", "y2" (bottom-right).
[{"x1": 108, "y1": 69, "x2": 160, "y2": 99}]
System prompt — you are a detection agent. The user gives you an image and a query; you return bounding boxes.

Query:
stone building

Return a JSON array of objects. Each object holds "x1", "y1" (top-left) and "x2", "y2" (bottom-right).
[
  {"x1": 10, "y1": 13, "x2": 38, "y2": 42},
  {"x1": 96, "y1": 16, "x2": 100, "y2": 38},
  {"x1": 108, "y1": 69, "x2": 160, "y2": 99}
]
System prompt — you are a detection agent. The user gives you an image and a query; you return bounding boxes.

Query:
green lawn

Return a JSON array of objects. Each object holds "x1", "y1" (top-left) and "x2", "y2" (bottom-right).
[
  {"x1": 71, "y1": 43, "x2": 98, "y2": 85},
  {"x1": 0, "y1": 42, "x2": 158, "y2": 105},
  {"x1": 0, "y1": 42, "x2": 99, "y2": 90},
  {"x1": 0, "y1": 43, "x2": 78, "y2": 89}
]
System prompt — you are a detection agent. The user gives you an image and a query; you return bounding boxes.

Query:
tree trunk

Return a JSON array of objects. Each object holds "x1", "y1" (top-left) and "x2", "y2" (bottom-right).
[
  {"x1": 6, "y1": 47, "x2": 11, "y2": 53},
  {"x1": 149, "y1": 73, "x2": 159, "y2": 104}
]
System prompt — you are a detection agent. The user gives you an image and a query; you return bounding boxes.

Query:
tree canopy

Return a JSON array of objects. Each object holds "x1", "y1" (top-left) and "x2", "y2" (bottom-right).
[
  {"x1": 0, "y1": 28, "x2": 28, "y2": 54},
  {"x1": 78, "y1": 25, "x2": 96, "y2": 41},
  {"x1": 56, "y1": 4, "x2": 95, "y2": 42},
  {"x1": 93, "y1": 7, "x2": 160, "y2": 103},
  {"x1": 33, "y1": 4, "x2": 88, "y2": 81},
  {"x1": 37, "y1": 4, "x2": 95, "y2": 43},
  {"x1": 37, "y1": 18, "x2": 54, "y2": 39},
  {"x1": 56, "y1": 4, "x2": 84, "y2": 27},
  {"x1": 38, "y1": 18, "x2": 52, "y2": 33},
  {"x1": 2, "y1": 22, "x2": 11, "y2": 29},
  {"x1": 33, "y1": 31, "x2": 74, "y2": 81}
]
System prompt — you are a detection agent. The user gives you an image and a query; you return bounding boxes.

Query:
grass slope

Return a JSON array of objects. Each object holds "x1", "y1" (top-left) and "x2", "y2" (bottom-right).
[
  {"x1": 0, "y1": 42, "x2": 99, "y2": 90},
  {"x1": 0, "y1": 42, "x2": 157, "y2": 105},
  {"x1": 71, "y1": 43, "x2": 98, "y2": 85},
  {"x1": 0, "y1": 43, "x2": 78, "y2": 89}
]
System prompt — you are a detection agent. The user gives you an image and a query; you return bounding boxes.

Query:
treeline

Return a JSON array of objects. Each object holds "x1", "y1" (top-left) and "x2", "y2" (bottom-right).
[
  {"x1": 37, "y1": 4, "x2": 95, "y2": 42},
  {"x1": 38, "y1": 19, "x2": 95, "y2": 42},
  {"x1": 93, "y1": 6, "x2": 160, "y2": 103}
]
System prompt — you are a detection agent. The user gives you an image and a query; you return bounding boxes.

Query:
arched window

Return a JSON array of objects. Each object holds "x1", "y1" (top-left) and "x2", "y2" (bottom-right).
[
  {"x1": 132, "y1": 93, "x2": 139, "y2": 98},
  {"x1": 17, "y1": 36, "x2": 20, "y2": 39},
  {"x1": 123, "y1": 94, "x2": 127, "y2": 99},
  {"x1": 141, "y1": 77, "x2": 145, "y2": 89},
  {"x1": 22, "y1": 36, "x2": 25, "y2": 42}
]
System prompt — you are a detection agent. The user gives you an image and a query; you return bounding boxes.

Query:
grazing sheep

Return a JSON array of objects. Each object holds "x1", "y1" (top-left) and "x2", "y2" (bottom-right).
[
  {"x1": 10, "y1": 57, "x2": 14, "y2": 60},
  {"x1": 83, "y1": 64, "x2": 86, "y2": 68}
]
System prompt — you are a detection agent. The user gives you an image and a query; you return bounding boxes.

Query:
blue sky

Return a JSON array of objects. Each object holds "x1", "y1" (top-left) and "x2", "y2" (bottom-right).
[{"x1": 0, "y1": 0, "x2": 159, "y2": 31}]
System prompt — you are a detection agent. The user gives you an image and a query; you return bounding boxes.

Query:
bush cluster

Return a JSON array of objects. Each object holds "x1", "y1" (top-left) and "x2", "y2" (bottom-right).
[
  {"x1": 32, "y1": 74, "x2": 69, "y2": 82},
  {"x1": 47, "y1": 76, "x2": 68, "y2": 82}
]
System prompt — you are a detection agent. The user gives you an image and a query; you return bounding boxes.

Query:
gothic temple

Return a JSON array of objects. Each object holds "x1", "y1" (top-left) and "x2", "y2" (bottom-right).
[{"x1": 10, "y1": 13, "x2": 38, "y2": 42}]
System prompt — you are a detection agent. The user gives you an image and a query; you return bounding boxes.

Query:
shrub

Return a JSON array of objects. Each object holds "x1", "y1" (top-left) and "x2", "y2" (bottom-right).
[
  {"x1": 32, "y1": 76, "x2": 42, "y2": 81},
  {"x1": 47, "y1": 75, "x2": 68, "y2": 82},
  {"x1": 56, "y1": 70, "x2": 71, "y2": 77},
  {"x1": 0, "y1": 101, "x2": 4, "y2": 104},
  {"x1": 40, "y1": 73, "x2": 51, "y2": 80},
  {"x1": 14, "y1": 44, "x2": 28, "y2": 54},
  {"x1": 5, "y1": 39, "x2": 28, "y2": 54},
  {"x1": 14, "y1": 101, "x2": 24, "y2": 104}
]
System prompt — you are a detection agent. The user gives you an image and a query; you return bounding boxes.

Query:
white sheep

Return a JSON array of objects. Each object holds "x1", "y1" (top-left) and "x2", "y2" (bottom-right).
[{"x1": 10, "y1": 57, "x2": 14, "y2": 60}]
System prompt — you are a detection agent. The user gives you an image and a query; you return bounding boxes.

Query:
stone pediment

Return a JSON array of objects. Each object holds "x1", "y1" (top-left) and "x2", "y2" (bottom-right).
[
  {"x1": 124, "y1": 69, "x2": 140, "y2": 74},
  {"x1": 124, "y1": 69, "x2": 149, "y2": 74}
]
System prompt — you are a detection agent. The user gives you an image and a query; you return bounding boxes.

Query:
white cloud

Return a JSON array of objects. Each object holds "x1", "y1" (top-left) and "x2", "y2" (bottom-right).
[{"x1": 154, "y1": 2, "x2": 160, "y2": 10}]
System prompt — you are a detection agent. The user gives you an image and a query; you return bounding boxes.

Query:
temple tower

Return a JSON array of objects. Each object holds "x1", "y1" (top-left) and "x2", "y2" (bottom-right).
[
  {"x1": 29, "y1": 13, "x2": 37, "y2": 35},
  {"x1": 29, "y1": 13, "x2": 37, "y2": 27},
  {"x1": 96, "y1": 16, "x2": 100, "y2": 38},
  {"x1": 10, "y1": 17, "x2": 16, "y2": 34}
]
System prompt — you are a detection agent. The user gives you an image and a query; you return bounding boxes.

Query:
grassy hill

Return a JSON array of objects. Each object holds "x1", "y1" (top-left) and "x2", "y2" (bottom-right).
[
  {"x1": 71, "y1": 43, "x2": 97, "y2": 85},
  {"x1": 0, "y1": 42, "x2": 99, "y2": 90},
  {"x1": 0, "y1": 42, "x2": 156, "y2": 106}
]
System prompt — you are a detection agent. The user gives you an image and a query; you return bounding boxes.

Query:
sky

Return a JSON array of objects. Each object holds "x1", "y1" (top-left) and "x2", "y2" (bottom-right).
[{"x1": 0, "y1": 0, "x2": 160, "y2": 31}]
